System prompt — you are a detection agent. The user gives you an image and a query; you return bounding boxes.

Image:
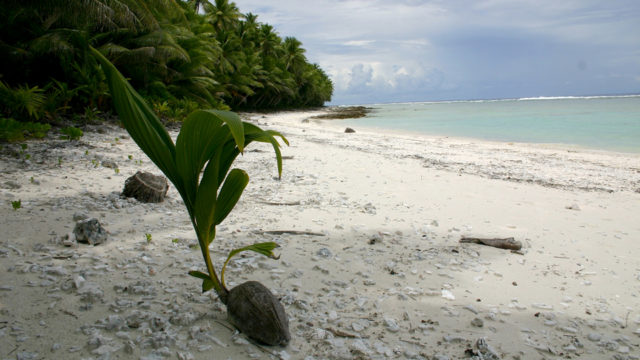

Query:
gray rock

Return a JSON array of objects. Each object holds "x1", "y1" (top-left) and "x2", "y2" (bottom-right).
[
  {"x1": 4, "y1": 180, "x2": 21, "y2": 189},
  {"x1": 73, "y1": 211, "x2": 89, "y2": 221},
  {"x1": 344, "y1": 127, "x2": 356, "y2": 133},
  {"x1": 61, "y1": 232, "x2": 77, "y2": 247},
  {"x1": 588, "y1": 333, "x2": 602, "y2": 342},
  {"x1": 74, "y1": 218, "x2": 108, "y2": 245},
  {"x1": 316, "y1": 247, "x2": 332, "y2": 258},
  {"x1": 384, "y1": 317, "x2": 400, "y2": 332},
  {"x1": 471, "y1": 318, "x2": 484, "y2": 327},
  {"x1": 101, "y1": 160, "x2": 118, "y2": 169}
]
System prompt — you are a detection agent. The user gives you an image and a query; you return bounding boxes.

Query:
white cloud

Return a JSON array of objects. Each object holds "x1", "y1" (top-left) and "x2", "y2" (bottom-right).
[{"x1": 233, "y1": 0, "x2": 640, "y2": 103}]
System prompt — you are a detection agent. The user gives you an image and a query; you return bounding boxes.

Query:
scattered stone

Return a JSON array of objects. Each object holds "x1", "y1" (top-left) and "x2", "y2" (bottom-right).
[
  {"x1": 4, "y1": 180, "x2": 21, "y2": 189},
  {"x1": 122, "y1": 171, "x2": 169, "y2": 203},
  {"x1": 344, "y1": 127, "x2": 356, "y2": 133},
  {"x1": 588, "y1": 333, "x2": 602, "y2": 342},
  {"x1": 316, "y1": 247, "x2": 332, "y2": 258},
  {"x1": 101, "y1": 159, "x2": 118, "y2": 169},
  {"x1": 471, "y1": 318, "x2": 484, "y2": 327},
  {"x1": 441, "y1": 289, "x2": 455, "y2": 300},
  {"x1": 74, "y1": 218, "x2": 108, "y2": 245},
  {"x1": 73, "y1": 211, "x2": 90, "y2": 221},
  {"x1": 369, "y1": 233, "x2": 382, "y2": 245},
  {"x1": 78, "y1": 282, "x2": 105, "y2": 303},
  {"x1": 61, "y1": 232, "x2": 77, "y2": 247},
  {"x1": 565, "y1": 203, "x2": 581, "y2": 211},
  {"x1": 384, "y1": 317, "x2": 400, "y2": 332}
]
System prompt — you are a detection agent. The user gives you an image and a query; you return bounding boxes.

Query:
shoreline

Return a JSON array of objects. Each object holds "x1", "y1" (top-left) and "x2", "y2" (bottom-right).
[{"x1": 1, "y1": 109, "x2": 640, "y2": 359}]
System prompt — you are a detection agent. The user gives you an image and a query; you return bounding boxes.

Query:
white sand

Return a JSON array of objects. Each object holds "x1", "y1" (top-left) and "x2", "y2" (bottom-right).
[{"x1": 1, "y1": 110, "x2": 640, "y2": 359}]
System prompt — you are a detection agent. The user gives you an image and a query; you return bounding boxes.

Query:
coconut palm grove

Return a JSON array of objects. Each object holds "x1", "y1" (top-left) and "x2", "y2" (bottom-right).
[{"x1": 0, "y1": 0, "x2": 334, "y2": 140}]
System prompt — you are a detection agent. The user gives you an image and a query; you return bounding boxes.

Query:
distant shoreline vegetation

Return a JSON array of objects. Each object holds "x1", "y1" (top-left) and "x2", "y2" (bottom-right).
[{"x1": 0, "y1": 0, "x2": 334, "y2": 141}]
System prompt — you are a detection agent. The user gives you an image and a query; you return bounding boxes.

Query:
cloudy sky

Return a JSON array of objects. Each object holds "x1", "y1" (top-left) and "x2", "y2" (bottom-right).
[{"x1": 233, "y1": 0, "x2": 640, "y2": 105}]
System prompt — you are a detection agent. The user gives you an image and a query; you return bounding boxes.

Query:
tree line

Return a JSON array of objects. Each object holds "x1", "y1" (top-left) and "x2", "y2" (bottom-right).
[{"x1": 0, "y1": 0, "x2": 333, "y2": 132}]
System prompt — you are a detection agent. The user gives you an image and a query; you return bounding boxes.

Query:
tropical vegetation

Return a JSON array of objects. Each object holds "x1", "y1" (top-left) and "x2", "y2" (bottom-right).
[{"x1": 0, "y1": 0, "x2": 333, "y2": 140}]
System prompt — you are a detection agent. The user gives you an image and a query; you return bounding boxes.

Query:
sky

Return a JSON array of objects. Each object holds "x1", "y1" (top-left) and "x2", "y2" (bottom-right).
[{"x1": 232, "y1": 0, "x2": 640, "y2": 105}]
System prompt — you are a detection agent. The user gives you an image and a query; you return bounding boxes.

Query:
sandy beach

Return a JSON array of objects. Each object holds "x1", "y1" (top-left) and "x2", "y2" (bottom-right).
[{"x1": 1, "y1": 110, "x2": 640, "y2": 360}]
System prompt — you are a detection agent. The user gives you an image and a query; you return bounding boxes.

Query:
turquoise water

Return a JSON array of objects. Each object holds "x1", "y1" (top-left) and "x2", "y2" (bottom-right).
[{"x1": 341, "y1": 96, "x2": 640, "y2": 153}]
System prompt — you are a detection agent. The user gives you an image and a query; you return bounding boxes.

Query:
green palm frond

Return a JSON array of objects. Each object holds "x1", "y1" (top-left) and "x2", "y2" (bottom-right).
[{"x1": 91, "y1": 46, "x2": 287, "y2": 298}]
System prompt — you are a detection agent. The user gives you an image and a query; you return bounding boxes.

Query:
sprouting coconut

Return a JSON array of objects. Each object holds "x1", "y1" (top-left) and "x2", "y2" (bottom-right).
[{"x1": 93, "y1": 47, "x2": 291, "y2": 345}]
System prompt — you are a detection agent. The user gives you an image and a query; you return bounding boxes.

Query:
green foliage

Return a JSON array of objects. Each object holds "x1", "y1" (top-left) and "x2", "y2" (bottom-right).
[
  {"x1": 83, "y1": 106, "x2": 102, "y2": 123},
  {"x1": 60, "y1": 126, "x2": 84, "y2": 141},
  {"x1": 0, "y1": 82, "x2": 47, "y2": 120},
  {"x1": 0, "y1": 118, "x2": 51, "y2": 142},
  {"x1": 0, "y1": 0, "x2": 333, "y2": 119},
  {"x1": 220, "y1": 242, "x2": 280, "y2": 287},
  {"x1": 93, "y1": 47, "x2": 288, "y2": 298},
  {"x1": 11, "y1": 200, "x2": 21, "y2": 211},
  {"x1": 145, "y1": 233, "x2": 153, "y2": 243}
]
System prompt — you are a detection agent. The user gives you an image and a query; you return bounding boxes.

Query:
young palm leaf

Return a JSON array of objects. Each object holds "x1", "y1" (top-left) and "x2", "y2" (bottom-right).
[{"x1": 90, "y1": 46, "x2": 287, "y2": 300}]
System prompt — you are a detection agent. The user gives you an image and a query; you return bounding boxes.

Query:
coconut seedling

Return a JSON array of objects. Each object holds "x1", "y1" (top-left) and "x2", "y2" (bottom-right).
[{"x1": 91, "y1": 47, "x2": 291, "y2": 345}]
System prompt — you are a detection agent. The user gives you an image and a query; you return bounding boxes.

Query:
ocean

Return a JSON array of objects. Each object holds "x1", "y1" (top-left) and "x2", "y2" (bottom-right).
[{"x1": 340, "y1": 95, "x2": 640, "y2": 153}]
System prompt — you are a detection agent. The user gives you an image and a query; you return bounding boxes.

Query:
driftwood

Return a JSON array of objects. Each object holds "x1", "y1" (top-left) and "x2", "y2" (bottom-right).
[
  {"x1": 459, "y1": 236, "x2": 522, "y2": 251},
  {"x1": 258, "y1": 200, "x2": 301, "y2": 206},
  {"x1": 256, "y1": 230, "x2": 325, "y2": 237},
  {"x1": 122, "y1": 171, "x2": 169, "y2": 203}
]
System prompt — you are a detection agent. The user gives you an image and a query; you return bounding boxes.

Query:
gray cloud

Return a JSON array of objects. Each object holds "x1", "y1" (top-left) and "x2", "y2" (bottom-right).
[{"x1": 234, "y1": 0, "x2": 640, "y2": 104}]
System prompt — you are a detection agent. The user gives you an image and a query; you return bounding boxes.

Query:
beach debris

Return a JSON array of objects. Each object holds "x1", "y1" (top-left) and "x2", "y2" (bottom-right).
[
  {"x1": 258, "y1": 200, "x2": 301, "y2": 206},
  {"x1": 474, "y1": 338, "x2": 501, "y2": 360},
  {"x1": 344, "y1": 127, "x2": 356, "y2": 133},
  {"x1": 73, "y1": 211, "x2": 90, "y2": 221},
  {"x1": 60, "y1": 232, "x2": 77, "y2": 247},
  {"x1": 226, "y1": 281, "x2": 290, "y2": 346},
  {"x1": 316, "y1": 247, "x2": 333, "y2": 258},
  {"x1": 254, "y1": 230, "x2": 325, "y2": 236},
  {"x1": 122, "y1": 171, "x2": 169, "y2": 203},
  {"x1": 441, "y1": 289, "x2": 455, "y2": 300},
  {"x1": 565, "y1": 203, "x2": 581, "y2": 211},
  {"x1": 74, "y1": 218, "x2": 108, "y2": 245},
  {"x1": 369, "y1": 233, "x2": 383, "y2": 245},
  {"x1": 459, "y1": 236, "x2": 522, "y2": 251},
  {"x1": 4, "y1": 180, "x2": 21, "y2": 189},
  {"x1": 101, "y1": 159, "x2": 118, "y2": 169}
]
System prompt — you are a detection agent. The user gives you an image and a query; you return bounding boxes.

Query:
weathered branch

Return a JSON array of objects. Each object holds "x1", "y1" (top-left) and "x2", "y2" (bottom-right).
[
  {"x1": 459, "y1": 236, "x2": 522, "y2": 250},
  {"x1": 255, "y1": 230, "x2": 325, "y2": 236}
]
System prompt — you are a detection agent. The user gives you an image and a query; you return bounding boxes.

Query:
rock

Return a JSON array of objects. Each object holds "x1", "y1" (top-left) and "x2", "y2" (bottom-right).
[
  {"x1": 78, "y1": 282, "x2": 104, "y2": 303},
  {"x1": 441, "y1": 289, "x2": 455, "y2": 300},
  {"x1": 344, "y1": 127, "x2": 356, "y2": 133},
  {"x1": 471, "y1": 318, "x2": 484, "y2": 327},
  {"x1": 565, "y1": 203, "x2": 580, "y2": 211},
  {"x1": 61, "y1": 232, "x2": 77, "y2": 247},
  {"x1": 226, "y1": 281, "x2": 290, "y2": 346},
  {"x1": 316, "y1": 247, "x2": 332, "y2": 258},
  {"x1": 4, "y1": 180, "x2": 21, "y2": 189},
  {"x1": 74, "y1": 218, "x2": 108, "y2": 245},
  {"x1": 101, "y1": 160, "x2": 118, "y2": 169},
  {"x1": 122, "y1": 171, "x2": 169, "y2": 203},
  {"x1": 369, "y1": 233, "x2": 382, "y2": 245},
  {"x1": 587, "y1": 333, "x2": 602, "y2": 342},
  {"x1": 73, "y1": 212, "x2": 89, "y2": 221},
  {"x1": 384, "y1": 317, "x2": 400, "y2": 332}
]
